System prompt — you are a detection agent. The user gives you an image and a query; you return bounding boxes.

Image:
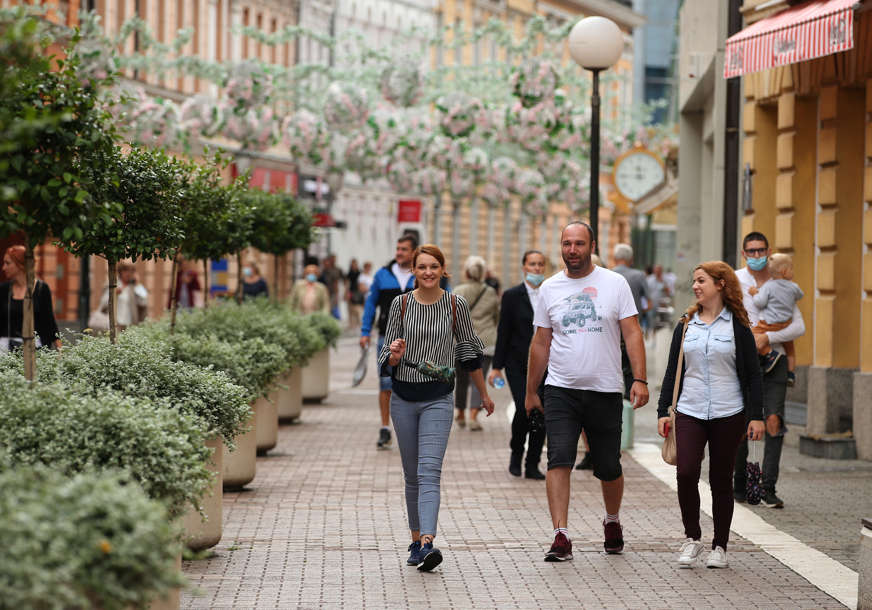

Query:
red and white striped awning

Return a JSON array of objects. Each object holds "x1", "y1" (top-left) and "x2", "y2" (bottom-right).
[{"x1": 724, "y1": 0, "x2": 858, "y2": 78}]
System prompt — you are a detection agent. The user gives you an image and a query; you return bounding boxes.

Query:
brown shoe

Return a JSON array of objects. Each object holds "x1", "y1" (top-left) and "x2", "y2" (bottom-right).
[{"x1": 603, "y1": 520, "x2": 624, "y2": 554}]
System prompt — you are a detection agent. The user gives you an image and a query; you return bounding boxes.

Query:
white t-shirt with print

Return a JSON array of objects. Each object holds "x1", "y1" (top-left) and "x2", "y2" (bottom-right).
[{"x1": 533, "y1": 267, "x2": 637, "y2": 393}]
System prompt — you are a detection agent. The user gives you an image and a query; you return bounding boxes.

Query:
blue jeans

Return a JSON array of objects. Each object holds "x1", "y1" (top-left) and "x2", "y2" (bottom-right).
[{"x1": 390, "y1": 392, "x2": 453, "y2": 536}]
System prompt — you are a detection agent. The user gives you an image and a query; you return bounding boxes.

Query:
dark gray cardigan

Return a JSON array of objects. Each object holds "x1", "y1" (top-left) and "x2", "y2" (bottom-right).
[
  {"x1": 657, "y1": 313, "x2": 764, "y2": 421},
  {"x1": 0, "y1": 280, "x2": 60, "y2": 348}
]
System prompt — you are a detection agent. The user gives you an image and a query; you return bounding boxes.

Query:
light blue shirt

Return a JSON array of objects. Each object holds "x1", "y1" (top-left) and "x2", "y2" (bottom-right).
[{"x1": 675, "y1": 308, "x2": 744, "y2": 421}]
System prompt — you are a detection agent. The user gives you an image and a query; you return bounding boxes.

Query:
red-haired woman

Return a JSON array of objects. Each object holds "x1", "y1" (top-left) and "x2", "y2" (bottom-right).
[
  {"x1": 0, "y1": 245, "x2": 61, "y2": 351},
  {"x1": 378, "y1": 244, "x2": 495, "y2": 572},
  {"x1": 658, "y1": 261, "x2": 764, "y2": 569}
]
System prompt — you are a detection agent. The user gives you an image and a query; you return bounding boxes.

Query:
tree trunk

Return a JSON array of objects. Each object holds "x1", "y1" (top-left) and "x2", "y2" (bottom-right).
[
  {"x1": 273, "y1": 254, "x2": 280, "y2": 304},
  {"x1": 22, "y1": 242, "x2": 36, "y2": 382},
  {"x1": 169, "y1": 254, "x2": 180, "y2": 334},
  {"x1": 203, "y1": 259, "x2": 210, "y2": 308},
  {"x1": 235, "y1": 251, "x2": 243, "y2": 305},
  {"x1": 107, "y1": 260, "x2": 118, "y2": 344}
]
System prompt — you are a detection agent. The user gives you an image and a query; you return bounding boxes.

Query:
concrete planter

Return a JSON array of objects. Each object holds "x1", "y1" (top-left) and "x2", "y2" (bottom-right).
[
  {"x1": 278, "y1": 368, "x2": 303, "y2": 422},
  {"x1": 302, "y1": 348, "x2": 330, "y2": 403},
  {"x1": 181, "y1": 437, "x2": 223, "y2": 551},
  {"x1": 255, "y1": 394, "x2": 278, "y2": 455},
  {"x1": 223, "y1": 404, "x2": 257, "y2": 489},
  {"x1": 147, "y1": 552, "x2": 182, "y2": 610}
]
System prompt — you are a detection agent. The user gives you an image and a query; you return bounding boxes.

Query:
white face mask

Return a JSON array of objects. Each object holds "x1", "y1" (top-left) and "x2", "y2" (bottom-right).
[{"x1": 525, "y1": 272, "x2": 545, "y2": 287}]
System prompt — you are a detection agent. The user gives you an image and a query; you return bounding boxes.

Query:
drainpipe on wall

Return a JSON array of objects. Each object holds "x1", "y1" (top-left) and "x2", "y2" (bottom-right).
[{"x1": 722, "y1": 0, "x2": 742, "y2": 267}]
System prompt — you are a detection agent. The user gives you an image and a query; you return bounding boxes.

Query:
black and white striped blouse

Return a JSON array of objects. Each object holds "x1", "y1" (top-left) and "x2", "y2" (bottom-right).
[{"x1": 377, "y1": 291, "x2": 484, "y2": 384}]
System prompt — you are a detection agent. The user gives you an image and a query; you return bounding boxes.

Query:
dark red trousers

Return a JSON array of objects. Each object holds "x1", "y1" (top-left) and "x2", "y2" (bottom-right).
[{"x1": 675, "y1": 410, "x2": 746, "y2": 550}]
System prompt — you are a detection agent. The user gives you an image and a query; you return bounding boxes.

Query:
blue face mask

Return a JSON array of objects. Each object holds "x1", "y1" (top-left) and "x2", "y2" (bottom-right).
[
  {"x1": 746, "y1": 256, "x2": 768, "y2": 271},
  {"x1": 526, "y1": 272, "x2": 545, "y2": 287},
  {"x1": 242, "y1": 267, "x2": 253, "y2": 278},
  {"x1": 306, "y1": 273, "x2": 318, "y2": 282}
]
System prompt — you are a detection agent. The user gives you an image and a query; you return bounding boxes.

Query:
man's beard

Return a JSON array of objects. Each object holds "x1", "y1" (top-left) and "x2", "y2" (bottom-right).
[{"x1": 563, "y1": 251, "x2": 591, "y2": 273}]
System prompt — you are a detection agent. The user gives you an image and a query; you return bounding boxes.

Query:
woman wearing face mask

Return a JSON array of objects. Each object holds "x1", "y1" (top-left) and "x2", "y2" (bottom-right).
[
  {"x1": 290, "y1": 260, "x2": 329, "y2": 314},
  {"x1": 452, "y1": 255, "x2": 500, "y2": 431},
  {"x1": 378, "y1": 244, "x2": 495, "y2": 572},
  {"x1": 488, "y1": 250, "x2": 549, "y2": 479},
  {"x1": 242, "y1": 260, "x2": 269, "y2": 299},
  {"x1": 658, "y1": 261, "x2": 764, "y2": 569}
]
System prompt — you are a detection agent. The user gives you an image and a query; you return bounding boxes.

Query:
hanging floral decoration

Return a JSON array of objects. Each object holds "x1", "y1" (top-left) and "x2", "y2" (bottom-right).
[
  {"x1": 462, "y1": 147, "x2": 489, "y2": 177},
  {"x1": 386, "y1": 158, "x2": 415, "y2": 193},
  {"x1": 380, "y1": 62, "x2": 424, "y2": 107},
  {"x1": 180, "y1": 94, "x2": 225, "y2": 138},
  {"x1": 510, "y1": 58, "x2": 559, "y2": 108},
  {"x1": 224, "y1": 60, "x2": 274, "y2": 113},
  {"x1": 283, "y1": 109, "x2": 331, "y2": 164},
  {"x1": 222, "y1": 105, "x2": 277, "y2": 151},
  {"x1": 324, "y1": 82, "x2": 370, "y2": 130},
  {"x1": 127, "y1": 97, "x2": 180, "y2": 149},
  {"x1": 412, "y1": 166, "x2": 447, "y2": 197},
  {"x1": 491, "y1": 156, "x2": 519, "y2": 192},
  {"x1": 435, "y1": 92, "x2": 484, "y2": 139},
  {"x1": 448, "y1": 169, "x2": 475, "y2": 199},
  {"x1": 72, "y1": 37, "x2": 119, "y2": 86},
  {"x1": 344, "y1": 132, "x2": 381, "y2": 179}
]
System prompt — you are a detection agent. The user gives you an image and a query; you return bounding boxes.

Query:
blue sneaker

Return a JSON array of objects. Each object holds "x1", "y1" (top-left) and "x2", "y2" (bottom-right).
[
  {"x1": 406, "y1": 540, "x2": 423, "y2": 566},
  {"x1": 417, "y1": 542, "x2": 443, "y2": 572}
]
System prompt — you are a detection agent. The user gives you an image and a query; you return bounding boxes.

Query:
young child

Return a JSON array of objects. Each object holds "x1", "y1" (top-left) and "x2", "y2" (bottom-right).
[{"x1": 748, "y1": 253, "x2": 803, "y2": 385}]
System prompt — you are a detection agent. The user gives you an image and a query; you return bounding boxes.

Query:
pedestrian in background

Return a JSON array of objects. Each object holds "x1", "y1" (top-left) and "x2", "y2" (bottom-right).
[
  {"x1": 290, "y1": 259, "x2": 329, "y2": 314},
  {"x1": 358, "y1": 261, "x2": 374, "y2": 296},
  {"x1": 95, "y1": 261, "x2": 149, "y2": 331},
  {"x1": 733, "y1": 232, "x2": 805, "y2": 509},
  {"x1": 361, "y1": 234, "x2": 417, "y2": 450},
  {"x1": 489, "y1": 249, "x2": 547, "y2": 480},
  {"x1": 0, "y1": 245, "x2": 61, "y2": 351},
  {"x1": 453, "y1": 256, "x2": 499, "y2": 431},
  {"x1": 484, "y1": 268, "x2": 501, "y2": 295},
  {"x1": 378, "y1": 244, "x2": 494, "y2": 572},
  {"x1": 611, "y1": 244, "x2": 650, "y2": 398},
  {"x1": 319, "y1": 254, "x2": 344, "y2": 321},
  {"x1": 526, "y1": 222, "x2": 648, "y2": 561},
  {"x1": 346, "y1": 258, "x2": 364, "y2": 330},
  {"x1": 658, "y1": 261, "x2": 764, "y2": 569},
  {"x1": 242, "y1": 260, "x2": 269, "y2": 299},
  {"x1": 169, "y1": 256, "x2": 202, "y2": 309}
]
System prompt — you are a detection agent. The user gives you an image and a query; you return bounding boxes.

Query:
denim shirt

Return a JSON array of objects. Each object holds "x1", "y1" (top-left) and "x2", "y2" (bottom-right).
[{"x1": 675, "y1": 308, "x2": 744, "y2": 420}]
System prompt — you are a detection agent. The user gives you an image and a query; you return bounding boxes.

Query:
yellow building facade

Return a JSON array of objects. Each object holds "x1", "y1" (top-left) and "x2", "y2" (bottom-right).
[{"x1": 736, "y1": 0, "x2": 872, "y2": 459}]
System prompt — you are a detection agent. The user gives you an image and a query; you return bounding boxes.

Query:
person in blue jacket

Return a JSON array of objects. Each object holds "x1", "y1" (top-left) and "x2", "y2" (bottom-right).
[{"x1": 361, "y1": 234, "x2": 418, "y2": 450}]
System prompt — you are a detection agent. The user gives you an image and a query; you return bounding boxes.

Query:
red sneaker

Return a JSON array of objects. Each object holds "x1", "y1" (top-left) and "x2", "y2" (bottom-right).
[
  {"x1": 544, "y1": 532, "x2": 573, "y2": 562},
  {"x1": 603, "y1": 520, "x2": 624, "y2": 554}
]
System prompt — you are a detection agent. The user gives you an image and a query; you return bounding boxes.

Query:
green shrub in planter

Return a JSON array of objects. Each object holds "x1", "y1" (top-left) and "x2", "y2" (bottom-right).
[
  {"x1": 305, "y1": 311, "x2": 342, "y2": 350},
  {"x1": 0, "y1": 333, "x2": 251, "y2": 446},
  {"x1": 0, "y1": 465, "x2": 184, "y2": 610},
  {"x1": 172, "y1": 300, "x2": 323, "y2": 367},
  {"x1": 0, "y1": 373, "x2": 211, "y2": 518}
]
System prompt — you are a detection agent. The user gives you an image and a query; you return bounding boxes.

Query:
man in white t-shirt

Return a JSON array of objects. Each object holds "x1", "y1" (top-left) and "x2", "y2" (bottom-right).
[{"x1": 526, "y1": 222, "x2": 649, "y2": 562}]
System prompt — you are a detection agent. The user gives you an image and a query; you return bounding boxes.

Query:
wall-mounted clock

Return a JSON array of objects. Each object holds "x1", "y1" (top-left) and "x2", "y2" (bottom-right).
[{"x1": 612, "y1": 146, "x2": 666, "y2": 202}]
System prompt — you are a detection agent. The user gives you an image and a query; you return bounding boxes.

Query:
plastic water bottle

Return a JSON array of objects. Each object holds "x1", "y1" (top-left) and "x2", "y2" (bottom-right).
[{"x1": 493, "y1": 376, "x2": 505, "y2": 389}]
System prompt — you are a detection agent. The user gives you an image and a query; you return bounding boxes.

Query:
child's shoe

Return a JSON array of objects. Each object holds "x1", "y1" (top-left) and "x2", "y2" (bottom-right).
[
  {"x1": 787, "y1": 371, "x2": 796, "y2": 387},
  {"x1": 760, "y1": 351, "x2": 782, "y2": 374}
]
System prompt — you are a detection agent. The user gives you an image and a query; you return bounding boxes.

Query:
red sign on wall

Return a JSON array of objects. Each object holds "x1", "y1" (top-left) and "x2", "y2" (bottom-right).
[{"x1": 398, "y1": 200, "x2": 422, "y2": 223}]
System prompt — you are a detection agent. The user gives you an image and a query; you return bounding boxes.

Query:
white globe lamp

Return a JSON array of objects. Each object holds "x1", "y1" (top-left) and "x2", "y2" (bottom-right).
[{"x1": 568, "y1": 16, "x2": 624, "y2": 70}]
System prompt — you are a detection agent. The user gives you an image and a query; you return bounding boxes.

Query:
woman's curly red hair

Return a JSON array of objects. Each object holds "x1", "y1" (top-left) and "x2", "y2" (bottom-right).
[{"x1": 685, "y1": 261, "x2": 750, "y2": 328}]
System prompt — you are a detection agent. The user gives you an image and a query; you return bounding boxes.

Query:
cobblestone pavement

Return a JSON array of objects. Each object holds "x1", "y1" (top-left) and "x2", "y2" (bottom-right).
[
  {"x1": 182, "y1": 336, "x2": 846, "y2": 609},
  {"x1": 639, "y1": 328, "x2": 872, "y2": 572}
]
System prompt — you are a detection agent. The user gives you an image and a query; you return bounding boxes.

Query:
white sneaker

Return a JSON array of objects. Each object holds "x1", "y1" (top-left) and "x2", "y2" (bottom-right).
[
  {"x1": 678, "y1": 539, "x2": 705, "y2": 568},
  {"x1": 706, "y1": 545, "x2": 728, "y2": 568}
]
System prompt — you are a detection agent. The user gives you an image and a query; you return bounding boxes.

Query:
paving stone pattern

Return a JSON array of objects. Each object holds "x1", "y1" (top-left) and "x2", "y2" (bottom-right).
[{"x1": 182, "y1": 337, "x2": 844, "y2": 609}]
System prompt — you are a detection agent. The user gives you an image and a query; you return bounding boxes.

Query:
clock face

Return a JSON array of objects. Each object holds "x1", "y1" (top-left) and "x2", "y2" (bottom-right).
[{"x1": 613, "y1": 151, "x2": 665, "y2": 202}]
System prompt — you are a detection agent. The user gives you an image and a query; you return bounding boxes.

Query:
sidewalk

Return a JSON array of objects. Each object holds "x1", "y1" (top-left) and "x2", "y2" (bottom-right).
[{"x1": 181, "y1": 336, "x2": 850, "y2": 609}]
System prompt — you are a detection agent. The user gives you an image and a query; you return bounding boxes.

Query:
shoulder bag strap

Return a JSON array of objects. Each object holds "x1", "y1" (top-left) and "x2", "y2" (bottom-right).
[
  {"x1": 451, "y1": 293, "x2": 457, "y2": 336},
  {"x1": 469, "y1": 285, "x2": 488, "y2": 311},
  {"x1": 400, "y1": 292, "x2": 409, "y2": 336},
  {"x1": 671, "y1": 318, "x2": 689, "y2": 411}
]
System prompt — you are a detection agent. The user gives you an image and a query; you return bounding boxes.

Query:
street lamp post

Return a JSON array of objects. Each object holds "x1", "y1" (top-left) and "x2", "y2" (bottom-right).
[{"x1": 568, "y1": 16, "x2": 624, "y2": 249}]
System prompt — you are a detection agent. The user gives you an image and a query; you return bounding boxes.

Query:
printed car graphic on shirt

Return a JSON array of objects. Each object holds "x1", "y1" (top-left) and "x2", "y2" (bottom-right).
[{"x1": 561, "y1": 291, "x2": 602, "y2": 328}]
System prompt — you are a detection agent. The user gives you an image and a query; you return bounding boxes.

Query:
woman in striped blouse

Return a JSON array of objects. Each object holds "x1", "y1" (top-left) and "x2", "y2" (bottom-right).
[{"x1": 378, "y1": 244, "x2": 495, "y2": 572}]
